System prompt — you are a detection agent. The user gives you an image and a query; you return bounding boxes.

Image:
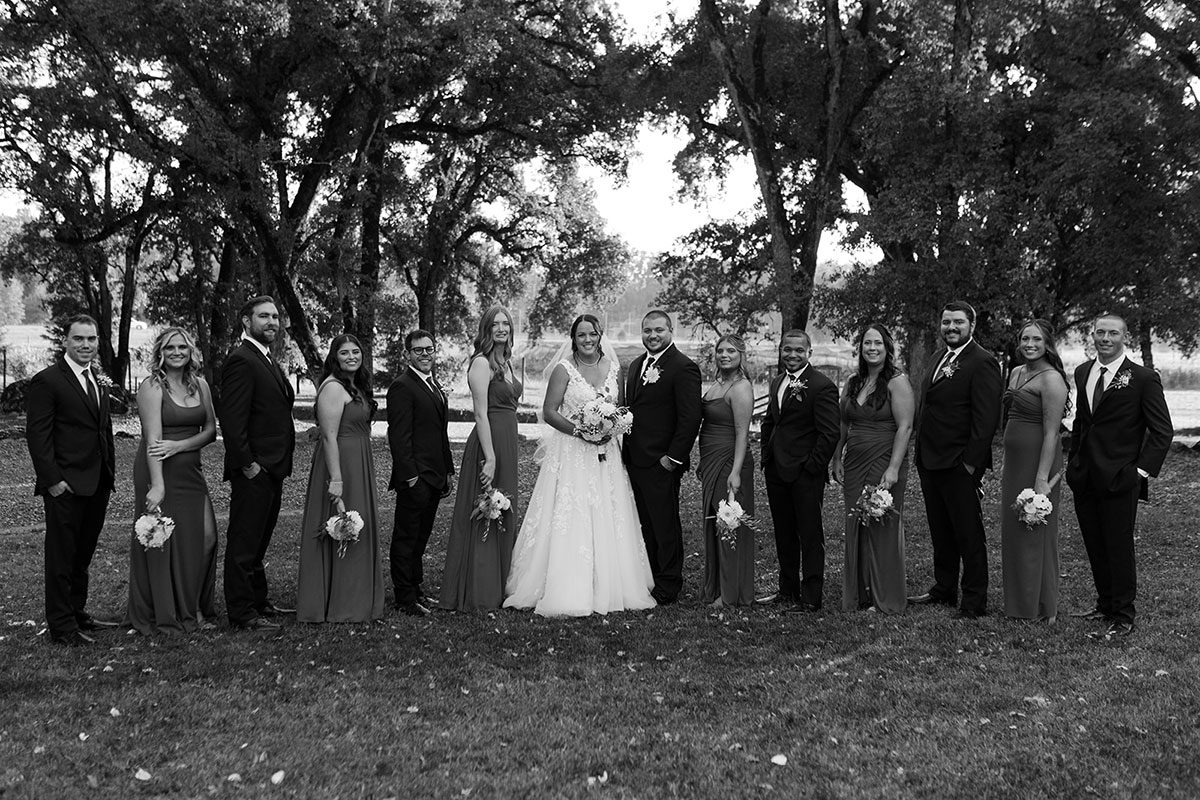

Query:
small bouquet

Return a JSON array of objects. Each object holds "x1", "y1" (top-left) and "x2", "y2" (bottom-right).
[
  {"x1": 471, "y1": 481, "x2": 512, "y2": 542},
  {"x1": 572, "y1": 398, "x2": 634, "y2": 462},
  {"x1": 850, "y1": 484, "x2": 896, "y2": 528},
  {"x1": 1012, "y1": 488, "x2": 1054, "y2": 530},
  {"x1": 322, "y1": 505, "x2": 364, "y2": 558},
  {"x1": 134, "y1": 512, "x2": 175, "y2": 549},
  {"x1": 710, "y1": 498, "x2": 761, "y2": 549}
]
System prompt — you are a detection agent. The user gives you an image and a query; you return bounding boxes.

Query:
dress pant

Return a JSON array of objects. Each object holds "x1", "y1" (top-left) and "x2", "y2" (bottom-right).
[
  {"x1": 224, "y1": 470, "x2": 284, "y2": 624},
  {"x1": 766, "y1": 472, "x2": 826, "y2": 607},
  {"x1": 628, "y1": 463, "x2": 684, "y2": 600},
  {"x1": 918, "y1": 465, "x2": 988, "y2": 613},
  {"x1": 1073, "y1": 481, "x2": 1139, "y2": 624},
  {"x1": 43, "y1": 488, "x2": 111, "y2": 636},
  {"x1": 390, "y1": 478, "x2": 442, "y2": 606}
]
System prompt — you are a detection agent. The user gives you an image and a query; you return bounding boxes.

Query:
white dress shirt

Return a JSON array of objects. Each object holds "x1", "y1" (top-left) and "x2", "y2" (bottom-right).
[
  {"x1": 241, "y1": 333, "x2": 270, "y2": 360},
  {"x1": 777, "y1": 363, "x2": 811, "y2": 408},
  {"x1": 66, "y1": 358, "x2": 95, "y2": 399}
]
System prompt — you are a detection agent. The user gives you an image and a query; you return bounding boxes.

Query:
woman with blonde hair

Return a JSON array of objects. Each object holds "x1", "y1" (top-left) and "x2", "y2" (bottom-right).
[
  {"x1": 439, "y1": 305, "x2": 524, "y2": 610},
  {"x1": 128, "y1": 327, "x2": 218, "y2": 634}
]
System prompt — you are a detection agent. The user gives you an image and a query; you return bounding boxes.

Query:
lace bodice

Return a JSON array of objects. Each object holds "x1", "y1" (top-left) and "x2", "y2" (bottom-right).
[{"x1": 559, "y1": 358, "x2": 619, "y2": 418}]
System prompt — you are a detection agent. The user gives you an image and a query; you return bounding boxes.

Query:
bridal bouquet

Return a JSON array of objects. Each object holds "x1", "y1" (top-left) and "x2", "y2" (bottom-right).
[
  {"x1": 572, "y1": 398, "x2": 633, "y2": 462},
  {"x1": 471, "y1": 482, "x2": 512, "y2": 542},
  {"x1": 1012, "y1": 488, "x2": 1053, "y2": 530},
  {"x1": 322, "y1": 506, "x2": 364, "y2": 558},
  {"x1": 710, "y1": 498, "x2": 760, "y2": 549},
  {"x1": 134, "y1": 512, "x2": 175, "y2": 549},
  {"x1": 850, "y1": 484, "x2": 896, "y2": 527}
]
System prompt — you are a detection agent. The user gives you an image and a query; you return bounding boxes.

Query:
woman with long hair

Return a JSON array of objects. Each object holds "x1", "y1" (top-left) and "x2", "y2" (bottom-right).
[
  {"x1": 128, "y1": 327, "x2": 218, "y2": 634},
  {"x1": 1000, "y1": 319, "x2": 1069, "y2": 621},
  {"x1": 440, "y1": 305, "x2": 524, "y2": 610},
  {"x1": 504, "y1": 313, "x2": 655, "y2": 616},
  {"x1": 296, "y1": 334, "x2": 385, "y2": 622},
  {"x1": 696, "y1": 333, "x2": 757, "y2": 606},
  {"x1": 831, "y1": 324, "x2": 914, "y2": 614}
]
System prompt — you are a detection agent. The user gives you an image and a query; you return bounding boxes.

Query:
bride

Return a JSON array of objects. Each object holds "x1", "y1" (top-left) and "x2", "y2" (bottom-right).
[{"x1": 504, "y1": 313, "x2": 656, "y2": 616}]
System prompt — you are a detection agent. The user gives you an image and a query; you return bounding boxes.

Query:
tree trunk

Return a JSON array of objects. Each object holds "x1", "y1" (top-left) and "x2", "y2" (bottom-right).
[
  {"x1": 207, "y1": 232, "x2": 238, "y2": 382},
  {"x1": 1139, "y1": 325, "x2": 1154, "y2": 369},
  {"x1": 352, "y1": 126, "x2": 386, "y2": 376}
]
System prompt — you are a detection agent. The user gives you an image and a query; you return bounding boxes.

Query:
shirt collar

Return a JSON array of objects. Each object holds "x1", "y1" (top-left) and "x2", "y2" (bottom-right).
[
  {"x1": 1094, "y1": 355, "x2": 1126, "y2": 373},
  {"x1": 646, "y1": 343, "x2": 675, "y2": 362},
  {"x1": 410, "y1": 366, "x2": 433, "y2": 382},
  {"x1": 241, "y1": 333, "x2": 270, "y2": 359},
  {"x1": 66, "y1": 358, "x2": 92, "y2": 378},
  {"x1": 946, "y1": 338, "x2": 973, "y2": 359},
  {"x1": 787, "y1": 364, "x2": 810, "y2": 380}
]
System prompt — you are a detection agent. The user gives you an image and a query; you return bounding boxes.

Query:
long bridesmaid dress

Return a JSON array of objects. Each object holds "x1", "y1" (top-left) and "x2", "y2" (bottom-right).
[
  {"x1": 1000, "y1": 374, "x2": 1062, "y2": 620},
  {"x1": 697, "y1": 392, "x2": 756, "y2": 605},
  {"x1": 295, "y1": 386, "x2": 385, "y2": 623},
  {"x1": 439, "y1": 364, "x2": 522, "y2": 610},
  {"x1": 128, "y1": 392, "x2": 217, "y2": 634},
  {"x1": 841, "y1": 393, "x2": 908, "y2": 614}
]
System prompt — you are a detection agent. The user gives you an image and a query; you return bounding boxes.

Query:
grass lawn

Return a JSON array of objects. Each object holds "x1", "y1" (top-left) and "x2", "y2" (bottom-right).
[{"x1": 1, "y1": 431, "x2": 1198, "y2": 799}]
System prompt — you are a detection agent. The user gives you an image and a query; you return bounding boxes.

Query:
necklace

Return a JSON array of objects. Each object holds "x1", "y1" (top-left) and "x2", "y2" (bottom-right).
[{"x1": 575, "y1": 352, "x2": 600, "y2": 367}]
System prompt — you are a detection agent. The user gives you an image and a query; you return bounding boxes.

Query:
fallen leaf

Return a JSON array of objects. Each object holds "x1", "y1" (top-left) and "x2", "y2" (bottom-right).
[
  {"x1": 78, "y1": 732, "x2": 89, "y2": 742},
  {"x1": 109, "y1": 708, "x2": 121, "y2": 717},
  {"x1": 227, "y1": 773, "x2": 241, "y2": 782},
  {"x1": 770, "y1": 754, "x2": 788, "y2": 766},
  {"x1": 271, "y1": 770, "x2": 285, "y2": 785},
  {"x1": 102, "y1": 666, "x2": 113, "y2": 673},
  {"x1": 1023, "y1": 695, "x2": 1051, "y2": 708},
  {"x1": 134, "y1": 768, "x2": 151, "y2": 781},
  {"x1": 1155, "y1": 669, "x2": 1169, "y2": 677},
  {"x1": 406, "y1": 705, "x2": 419, "y2": 713},
  {"x1": 33, "y1": 746, "x2": 45, "y2": 755}
]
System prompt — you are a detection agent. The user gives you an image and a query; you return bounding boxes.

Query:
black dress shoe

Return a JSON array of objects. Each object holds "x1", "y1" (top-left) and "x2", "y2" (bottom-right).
[
  {"x1": 398, "y1": 602, "x2": 431, "y2": 617},
  {"x1": 908, "y1": 593, "x2": 955, "y2": 606},
  {"x1": 785, "y1": 602, "x2": 821, "y2": 613},
  {"x1": 1070, "y1": 608, "x2": 1108, "y2": 621},
  {"x1": 258, "y1": 603, "x2": 294, "y2": 617},
  {"x1": 651, "y1": 589, "x2": 678, "y2": 605},
  {"x1": 232, "y1": 617, "x2": 281, "y2": 631},
  {"x1": 50, "y1": 630, "x2": 95, "y2": 646},
  {"x1": 1106, "y1": 620, "x2": 1135, "y2": 637},
  {"x1": 755, "y1": 593, "x2": 796, "y2": 605},
  {"x1": 954, "y1": 609, "x2": 987, "y2": 620},
  {"x1": 77, "y1": 615, "x2": 120, "y2": 631}
]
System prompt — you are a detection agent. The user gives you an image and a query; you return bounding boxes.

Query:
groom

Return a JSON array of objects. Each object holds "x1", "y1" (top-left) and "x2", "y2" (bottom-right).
[
  {"x1": 1066, "y1": 313, "x2": 1172, "y2": 636},
  {"x1": 912, "y1": 300, "x2": 1002, "y2": 618},
  {"x1": 26, "y1": 314, "x2": 117, "y2": 646},
  {"x1": 218, "y1": 295, "x2": 296, "y2": 631},
  {"x1": 624, "y1": 310, "x2": 702, "y2": 605}
]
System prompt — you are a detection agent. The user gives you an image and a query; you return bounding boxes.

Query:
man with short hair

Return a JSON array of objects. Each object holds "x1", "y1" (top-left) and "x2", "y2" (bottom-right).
[
  {"x1": 218, "y1": 296, "x2": 296, "y2": 630},
  {"x1": 26, "y1": 314, "x2": 118, "y2": 646},
  {"x1": 387, "y1": 330, "x2": 454, "y2": 616},
  {"x1": 760, "y1": 330, "x2": 840, "y2": 610},
  {"x1": 912, "y1": 300, "x2": 1002, "y2": 618},
  {"x1": 623, "y1": 310, "x2": 702, "y2": 605},
  {"x1": 1066, "y1": 313, "x2": 1172, "y2": 636}
]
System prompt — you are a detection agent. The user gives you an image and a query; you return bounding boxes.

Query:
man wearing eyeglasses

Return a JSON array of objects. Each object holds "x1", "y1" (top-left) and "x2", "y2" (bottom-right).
[{"x1": 386, "y1": 330, "x2": 454, "y2": 616}]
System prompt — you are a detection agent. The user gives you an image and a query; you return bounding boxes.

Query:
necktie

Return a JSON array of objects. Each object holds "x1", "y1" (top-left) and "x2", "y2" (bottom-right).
[
  {"x1": 84, "y1": 369, "x2": 99, "y2": 409},
  {"x1": 934, "y1": 351, "x2": 954, "y2": 382},
  {"x1": 426, "y1": 376, "x2": 442, "y2": 406},
  {"x1": 643, "y1": 356, "x2": 657, "y2": 380},
  {"x1": 1091, "y1": 365, "x2": 1107, "y2": 411}
]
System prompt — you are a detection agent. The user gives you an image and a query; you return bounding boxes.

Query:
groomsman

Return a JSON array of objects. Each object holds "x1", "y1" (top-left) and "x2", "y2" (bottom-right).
[
  {"x1": 623, "y1": 310, "x2": 702, "y2": 604},
  {"x1": 387, "y1": 330, "x2": 454, "y2": 616},
  {"x1": 1066, "y1": 313, "x2": 1172, "y2": 636},
  {"x1": 760, "y1": 330, "x2": 840, "y2": 611},
  {"x1": 25, "y1": 314, "x2": 118, "y2": 645},
  {"x1": 218, "y1": 296, "x2": 296, "y2": 631},
  {"x1": 912, "y1": 300, "x2": 1002, "y2": 618}
]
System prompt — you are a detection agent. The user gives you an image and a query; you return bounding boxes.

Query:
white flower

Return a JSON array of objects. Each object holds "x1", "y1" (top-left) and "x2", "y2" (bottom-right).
[
  {"x1": 134, "y1": 513, "x2": 174, "y2": 549},
  {"x1": 642, "y1": 364, "x2": 661, "y2": 385}
]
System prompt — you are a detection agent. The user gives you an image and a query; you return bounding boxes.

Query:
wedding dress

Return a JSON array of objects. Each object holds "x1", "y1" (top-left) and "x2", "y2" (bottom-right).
[{"x1": 504, "y1": 358, "x2": 656, "y2": 616}]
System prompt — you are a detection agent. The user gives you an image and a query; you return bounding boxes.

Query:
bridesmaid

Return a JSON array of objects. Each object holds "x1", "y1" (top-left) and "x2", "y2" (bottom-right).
[
  {"x1": 129, "y1": 327, "x2": 218, "y2": 634},
  {"x1": 296, "y1": 334, "x2": 385, "y2": 623},
  {"x1": 697, "y1": 333, "x2": 756, "y2": 607},
  {"x1": 439, "y1": 305, "x2": 523, "y2": 611},
  {"x1": 832, "y1": 324, "x2": 914, "y2": 614},
  {"x1": 1000, "y1": 319, "x2": 1069, "y2": 621}
]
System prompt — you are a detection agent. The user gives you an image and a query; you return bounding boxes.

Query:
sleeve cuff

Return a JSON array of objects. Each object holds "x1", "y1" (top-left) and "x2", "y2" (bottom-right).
[{"x1": 1137, "y1": 468, "x2": 1150, "y2": 479}]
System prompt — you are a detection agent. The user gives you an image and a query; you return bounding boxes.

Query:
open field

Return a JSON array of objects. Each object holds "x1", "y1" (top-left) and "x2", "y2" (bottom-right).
[{"x1": 1, "y1": 433, "x2": 1198, "y2": 798}]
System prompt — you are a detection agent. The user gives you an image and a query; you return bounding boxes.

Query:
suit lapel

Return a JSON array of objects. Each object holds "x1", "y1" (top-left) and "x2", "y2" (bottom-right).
[
  {"x1": 58, "y1": 359, "x2": 100, "y2": 421},
  {"x1": 1094, "y1": 356, "x2": 1129, "y2": 412},
  {"x1": 243, "y1": 340, "x2": 289, "y2": 396},
  {"x1": 628, "y1": 353, "x2": 646, "y2": 402},
  {"x1": 409, "y1": 368, "x2": 446, "y2": 419}
]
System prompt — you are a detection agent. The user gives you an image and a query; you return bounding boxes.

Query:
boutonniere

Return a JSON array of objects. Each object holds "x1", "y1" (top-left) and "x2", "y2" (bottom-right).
[
  {"x1": 786, "y1": 377, "x2": 808, "y2": 402},
  {"x1": 91, "y1": 368, "x2": 115, "y2": 392},
  {"x1": 642, "y1": 364, "x2": 661, "y2": 385},
  {"x1": 1109, "y1": 369, "x2": 1132, "y2": 390},
  {"x1": 939, "y1": 360, "x2": 959, "y2": 381}
]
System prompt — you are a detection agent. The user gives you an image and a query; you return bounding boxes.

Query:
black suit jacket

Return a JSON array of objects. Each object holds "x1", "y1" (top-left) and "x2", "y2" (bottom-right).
[
  {"x1": 387, "y1": 368, "x2": 454, "y2": 491},
  {"x1": 25, "y1": 358, "x2": 116, "y2": 497},
  {"x1": 622, "y1": 344, "x2": 702, "y2": 470},
  {"x1": 760, "y1": 365, "x2": 840, "y2": 482},
  {"x1": 915, "y1": 339, "x2": 1003, "y2": 472},
  {"x1": 217, "y1": 340, "x2": 297, "y2": 481},
  {"x1": 1066, "y1": 357, "x2": 1172, "y2": 497}
]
